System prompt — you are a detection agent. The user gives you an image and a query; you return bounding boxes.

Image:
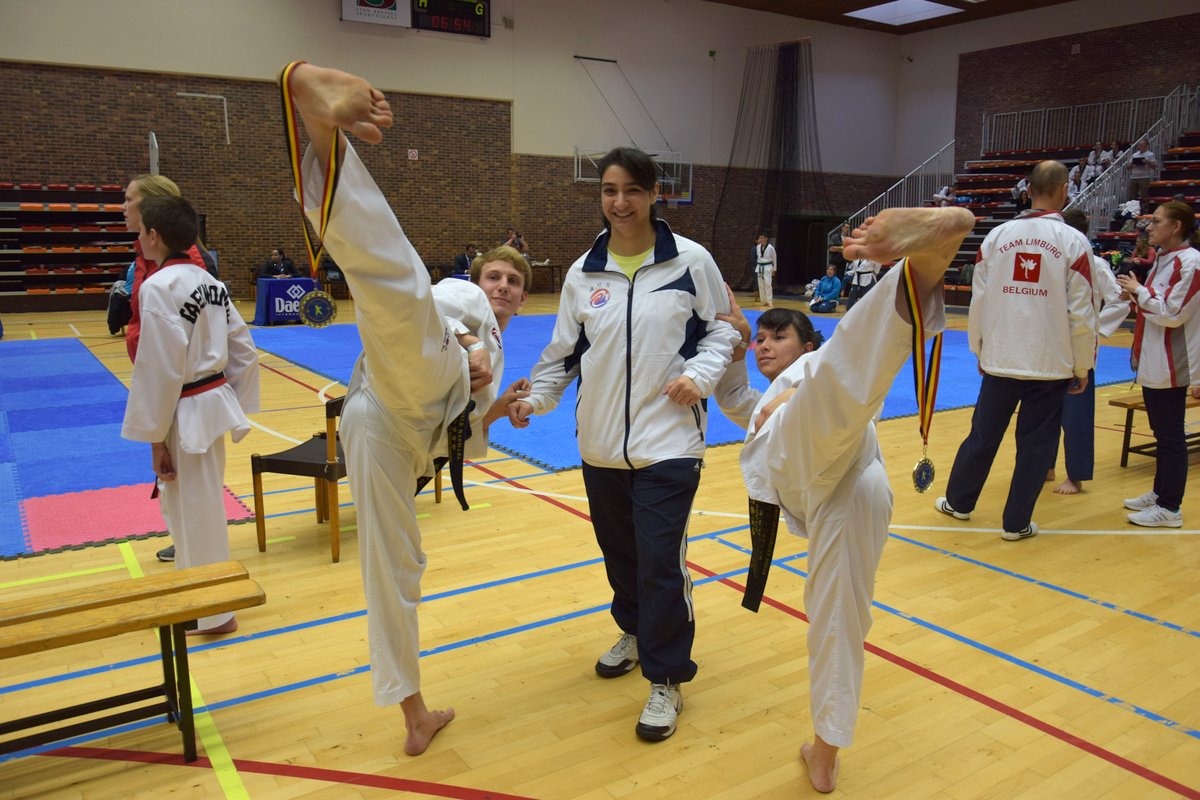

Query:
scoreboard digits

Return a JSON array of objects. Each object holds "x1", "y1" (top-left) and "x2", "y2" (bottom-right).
[{"x1": 411, "y1": 0, "x2": 490, "y2": 38}]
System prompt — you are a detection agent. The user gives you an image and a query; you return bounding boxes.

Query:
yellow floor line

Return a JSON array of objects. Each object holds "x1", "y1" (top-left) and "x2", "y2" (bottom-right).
[
  {"x1": 264, "y1": 536, "x2": 296, "y2": 544},
  {"x1": 117, "y1": 541, "x2": 144, "y2": 578},
  {"x1": 190, "y1": 678, "x2": 249, "y2": 799},
  {"x1": 28, "y1": 330, "x2": 37, "y2": 340},
  {"x1": 0, "y1": 562, "x2": 126, "y2": 590}
]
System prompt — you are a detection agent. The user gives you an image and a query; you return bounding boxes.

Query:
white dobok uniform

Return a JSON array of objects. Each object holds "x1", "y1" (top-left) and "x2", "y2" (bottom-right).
[
  {"x1": 754, "y1": 242, "x2": 777, "y2": 305},
  {"x1": 122, "y1": 260, "x2": 260, "y2": 629},
  {"x1": 301, "y1": 143, "x2": 503, "y2": 706},
  {"x1": 714, "y1": 264, "x2": 945, "y2": 748}
]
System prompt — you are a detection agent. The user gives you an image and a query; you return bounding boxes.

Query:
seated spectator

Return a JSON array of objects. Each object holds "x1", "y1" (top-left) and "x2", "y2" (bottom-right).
[
  {"x1": 1099, "y1": 142, "x2": 1116, "y2": 170},
  {"x1": 453, "y1": 243, "x2": 477, "y2": 275},
  {"x1": 1015, "y1": 189, "x2": 1032, "y2": 212},
  {"x1": 260, "y1": 247, "x2": 297, "y2": 278},
  {"x1": 502, "y1": 227, "x2": 529, "y2": 255},
  {"x1": 1127, "y1": 139, "x2": 1158, "y2": 201},
  {"x1": 1087, "y1": 141, "x2": 1104, "y2": 167},
  {"x1": 1011, "y1": 176, "x2": 1028, "y2": 201},
  {"x1": 809, "y1": 265, "x2": 841, "y2": 313},
  {"x1": 1069, "y1": 157, "x2": 1096, "y2": 187},
  {"x1": 1120, "y1": 232, "x2": 1155, "y2": 283},
  {"x1": 932, "y1": 183, "x2": 957, "y2": 206},
  {"x1": 1068, "y1": 172, "x2": 1085, "y2": 202}
]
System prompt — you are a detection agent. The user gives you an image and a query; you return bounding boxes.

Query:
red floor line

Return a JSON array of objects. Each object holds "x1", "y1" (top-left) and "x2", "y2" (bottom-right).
[
  {"x1": 476, "y1": 459, "x2": 1197, "y2": 795},
  {"x1": 45, "y1": 746, "x2": 537, "y2": 800},
  {"x1": 467, "y1": 462, "x2": 592, "y2": 522},
  {"x1": 259, "y1": 361, "x2": 324, "y2": 394},
  {"x1": 684, "y1": 562, "x2": 1200, "y2": 800}
]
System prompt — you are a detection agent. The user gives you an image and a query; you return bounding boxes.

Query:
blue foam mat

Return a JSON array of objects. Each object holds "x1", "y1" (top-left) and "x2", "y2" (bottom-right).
[{"x1": 252, "y1": 312, "x2": 1135, "y2": 472}]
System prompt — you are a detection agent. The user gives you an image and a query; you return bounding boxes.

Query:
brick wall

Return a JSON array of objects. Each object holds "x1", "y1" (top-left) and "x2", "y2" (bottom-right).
[
  {"x1": 955, "y1": 12, "x2": 1200, "y2": 165},
  {"x1": 0, "y1": 60, "x2": 894, "y2": 299}
]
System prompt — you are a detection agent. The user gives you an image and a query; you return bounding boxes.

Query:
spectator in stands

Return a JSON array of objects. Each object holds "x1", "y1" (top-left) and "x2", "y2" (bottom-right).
[
  {"x1": 1068, "y1": 171, "x2": 1085, "y2": 202},
  {"x1": 1069, "y1": 157, "x2": 1096, "y2": 188},
  {"x1": 1011, "y1": 176, "x2": 1028, "y2": 201},
  {"x1": 1099, "y1": 142, "x2": 1116, "y2": 170},
  {"x1": 1115, "y1": 200, "x2": 1200, "y2": 528},
  {"x1": 1127, "y1": 139, "x2": 1158, "y2": 201},
  {"x1": 1087, "y1": 141, "x2": 1104, "y2": 167},
  {"x1": 453, "y1": 244, "x2": 477, "y2": 275},
  {"x1": 259, "y1": 247, "x2": 297, "y2": 278},
  {"x1": 933, "y1": 183, "x2": 957, "y2": 206},
  {"x1": 1015, "y1": 189, "x2": 1032, "y2": 213},
  {"x1": 809, "y1": 264, "x2": 841, "y2": 313},
  {"x1": 1122, "y1": 233, "x2": 1156, "y2": 282},
  {"x1": 502, "y1": 227, "x2": 529, "y2": 255}
]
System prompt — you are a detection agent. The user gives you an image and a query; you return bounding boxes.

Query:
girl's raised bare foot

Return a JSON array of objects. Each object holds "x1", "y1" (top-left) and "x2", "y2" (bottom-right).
[{"x1": 287, "y1": 62, "x2": 393, "y2": 144}]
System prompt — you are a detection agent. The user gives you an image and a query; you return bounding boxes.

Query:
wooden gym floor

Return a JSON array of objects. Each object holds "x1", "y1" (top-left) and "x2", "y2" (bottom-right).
[{"x1": 1, "y1": 292, "x2": 1197, "y2": 799}]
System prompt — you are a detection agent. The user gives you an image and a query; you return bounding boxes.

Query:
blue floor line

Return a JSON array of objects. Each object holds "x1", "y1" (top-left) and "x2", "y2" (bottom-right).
[
  {"x1": 763, "y1": 554, "x2": 1200, "y2": 742},
  {"x1": 888, "y1": 531, "x2": 1200, "y2": 639}
]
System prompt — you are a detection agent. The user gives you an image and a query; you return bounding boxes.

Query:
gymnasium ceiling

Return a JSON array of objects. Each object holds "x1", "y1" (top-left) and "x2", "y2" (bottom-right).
[{"x1": 704, "y1": 0, "x2": 1077, "y2": 34}]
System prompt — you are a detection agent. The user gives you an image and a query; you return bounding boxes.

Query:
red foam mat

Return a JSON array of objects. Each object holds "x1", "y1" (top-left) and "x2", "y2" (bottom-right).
[{"x1": 21, "y1": 484, "x2": 252, "y2": 554}]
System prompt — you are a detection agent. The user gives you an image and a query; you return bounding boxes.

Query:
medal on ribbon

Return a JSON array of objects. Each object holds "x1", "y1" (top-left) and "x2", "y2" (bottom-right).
[
  {"x1": 900, "y1": 258, "x2": 942, "y2": 493},
  {"x1": 279, "y1": 61, "x2": 340, "y2": 329}
]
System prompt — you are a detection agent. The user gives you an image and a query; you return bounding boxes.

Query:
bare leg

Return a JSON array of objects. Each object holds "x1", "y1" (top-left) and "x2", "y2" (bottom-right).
[
  {"x1": 801, "y1": 736, "x2": 840, "y2": 793},
  {"x1": 400, "y1": 692, "x2": 455, "y2": 756},
  {"x1": 1045, "y1": 468, "x2": 1056, "y2": 482},
  {"x1": 1054, "y1": 478, "x2": 1083, "y2": 494},
  {"x1": 843, "y1": 207, "x2": 976, "y2": 297},
  {"x1": 286, "y1": 63, "x2": 394, "y2": 173}
]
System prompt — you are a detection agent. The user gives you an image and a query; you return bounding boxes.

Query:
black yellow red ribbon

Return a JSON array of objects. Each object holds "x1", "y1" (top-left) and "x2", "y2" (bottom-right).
[
  {"x1": 278, "y1": 61, "x2": 340, "y2": 283},
  {"x1": 900, "y1": 258, "x2": 942, "y2": 453}
]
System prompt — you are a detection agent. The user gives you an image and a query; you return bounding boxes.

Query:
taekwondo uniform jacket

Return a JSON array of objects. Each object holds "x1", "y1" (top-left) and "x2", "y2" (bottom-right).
[{"x1": 121, "y1": 259, "x2": 259, "y2": 451}]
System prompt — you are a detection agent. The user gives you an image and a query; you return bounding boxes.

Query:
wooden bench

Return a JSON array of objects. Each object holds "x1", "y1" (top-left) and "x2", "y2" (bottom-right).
[
  {"x1": 0, "y1": 561, "x2": 264, "y2": 762},
  {"x1": 1107, "y1": 392, "x2": 1200, "y2": 467}
]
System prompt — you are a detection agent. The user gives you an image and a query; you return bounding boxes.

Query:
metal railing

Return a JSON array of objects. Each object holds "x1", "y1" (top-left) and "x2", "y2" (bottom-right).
[
  {"x1": 1068, "y1": 85, "x2": 1200, "y2": 237},
  {"x1": 981, "y1": 92, "x2": 1176, "y2": 156},
  {"x1": 826, "y1": 140, "x2": 955, "y2": 254}
]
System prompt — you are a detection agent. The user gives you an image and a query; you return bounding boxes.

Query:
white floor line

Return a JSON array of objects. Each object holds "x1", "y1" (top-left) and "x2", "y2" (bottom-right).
[
  {"x1": 890, "y1": 523, "x2": 1200, "y2": 536},
  {"x1": 69, "y1": 324, "x2": 81, "y2": 337},
  {"x1": 249, "y1": 419, "x2": 304, "y2": 445},
  {"x1": 318, "y1": 381, "x2": 342, "y2": 403}
]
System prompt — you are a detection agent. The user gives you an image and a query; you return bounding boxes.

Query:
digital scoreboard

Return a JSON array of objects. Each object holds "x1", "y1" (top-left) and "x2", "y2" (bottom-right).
[{"x1": 411, "y1": 0, "x2": 491, "y2": 38}]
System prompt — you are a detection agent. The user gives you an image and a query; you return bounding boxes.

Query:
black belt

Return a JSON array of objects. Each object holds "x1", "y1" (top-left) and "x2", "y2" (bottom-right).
[
  {"x1": 742, "y1": 498, "x2": 781, "y2": 613},
  {"x1": 414, "y1": 400, "x2": 475, "y2": 511},
  {"x1": 180, "y1": 372, "x2": 226, "y2": 396}
]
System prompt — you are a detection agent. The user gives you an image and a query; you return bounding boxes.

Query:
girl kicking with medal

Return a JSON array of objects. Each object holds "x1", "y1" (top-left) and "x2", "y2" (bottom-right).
[{"x1": 714, "y1": 205, "x2": 975, "y2": 793}]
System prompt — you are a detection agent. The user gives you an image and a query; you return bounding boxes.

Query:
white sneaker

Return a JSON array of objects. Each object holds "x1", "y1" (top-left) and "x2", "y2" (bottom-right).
[
  {"x1": 1123, "y1": 490, "x2": 1159, "y2": 511},
  {"x1": 934, "y1": 496, "x2": 970, "y2": 520},
  {"x1": 595, "y1": 633, "x2": 638, "y2": 678},
  {"x1": 1001, "y1": 521, "x2": 1038, "y2": 541},
  {"x1": 635, "y1": 682, "x2": 683, "y2": 741},
  {"x1": 1126, "y1": 505, "x2": 1183, "y2": 528}
]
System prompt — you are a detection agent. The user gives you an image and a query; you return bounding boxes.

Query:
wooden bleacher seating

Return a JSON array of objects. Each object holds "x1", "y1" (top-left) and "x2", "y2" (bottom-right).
[
  {"x1": 0, "y1": 182, "x2": 135, "y2": 312},
  {"x1": 0, "y1": 561, "x2": 265, "y2": 762},
  {"x1": 1107, "y1": 392, "x2": 1200, "y2": 468}
]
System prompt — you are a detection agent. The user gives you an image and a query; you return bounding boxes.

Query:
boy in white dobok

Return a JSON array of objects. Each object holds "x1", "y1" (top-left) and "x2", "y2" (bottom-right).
[
  {"x1": 715, "y1": 206, "x2": 976, "y2": 793},
  {"x1": 121, "y1": 195, "x2": 260, "y2": 635},
  {"x1": 285, "y1": 63, "x2": 530, "y2": 756}
]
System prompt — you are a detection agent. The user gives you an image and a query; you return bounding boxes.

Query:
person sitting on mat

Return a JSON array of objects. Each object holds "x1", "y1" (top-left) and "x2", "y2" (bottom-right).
[{"x1": 809, "y1": 264, "x2": 842, "y2": 313}]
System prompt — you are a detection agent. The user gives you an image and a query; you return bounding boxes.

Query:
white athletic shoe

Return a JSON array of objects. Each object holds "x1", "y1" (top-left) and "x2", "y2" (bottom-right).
[
  {"x1": 1126, "y1": 505, "x2": 1183, "y2": 528},
  {"x1": 635, "y1": 682, "x2": 683, "y2": 741},
  {"x1": 1123, "y1": 490, "x2": 1159, "y2": 512},
  {"x1": 1001, "y1": 521, "x2": 1038, "y2": 541},
  {"x1": 595, "y1": 633, "x2": 638, "y2": 678},
  {"x1": 934, "y1": 496, "x2": 970, "y2": 520}
]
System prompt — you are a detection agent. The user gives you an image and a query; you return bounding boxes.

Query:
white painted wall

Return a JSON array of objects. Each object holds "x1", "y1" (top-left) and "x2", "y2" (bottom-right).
[{"x1": 1, "y1": 0, "x2": 1192, "y2": 177}]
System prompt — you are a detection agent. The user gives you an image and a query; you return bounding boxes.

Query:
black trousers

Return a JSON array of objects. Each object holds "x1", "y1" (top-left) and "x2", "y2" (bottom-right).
[
  {"x1": 582, "y1": 458, "x2": 701, "y2": 685},
  {"x1": 1141, "y1": 386, "x2": 1189, "y2": 511},
  {"x1": 946, "y1": 373, "x2": 1069, "y2": 532},
  {"x1": 1051, "y1": 368, "x2": 1096, "y2": 482}
]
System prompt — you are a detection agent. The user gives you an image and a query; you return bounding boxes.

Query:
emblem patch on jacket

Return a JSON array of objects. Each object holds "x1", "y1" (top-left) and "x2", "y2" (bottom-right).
[{"x1": 589, "y1": 287, "x2": 611, "y2": 308}]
